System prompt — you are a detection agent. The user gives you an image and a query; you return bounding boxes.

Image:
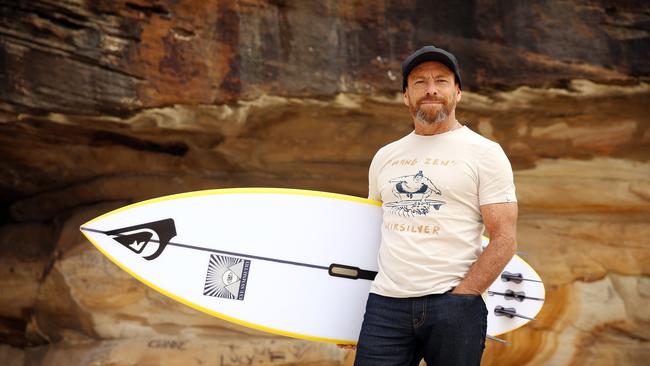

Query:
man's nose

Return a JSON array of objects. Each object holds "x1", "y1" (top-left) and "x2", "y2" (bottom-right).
[{"x1": 424, "y1": 81, "x2": 438, "y2": 95}]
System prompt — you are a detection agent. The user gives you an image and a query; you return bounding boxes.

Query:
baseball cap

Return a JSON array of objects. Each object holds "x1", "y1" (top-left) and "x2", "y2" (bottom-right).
[{"x1": 401, "y1": 45, "x2": 462, "y2": 91}]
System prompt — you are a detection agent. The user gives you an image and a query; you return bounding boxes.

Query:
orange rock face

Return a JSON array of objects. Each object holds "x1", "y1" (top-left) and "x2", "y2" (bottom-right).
[{"x1": 0, "y1": 1, "x2": 649, "y2": 365}]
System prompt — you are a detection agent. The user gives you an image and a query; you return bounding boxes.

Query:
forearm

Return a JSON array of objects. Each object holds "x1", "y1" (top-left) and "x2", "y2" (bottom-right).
[{"x1": 453, "y1": 235, "x2": 516, "y2": 295}]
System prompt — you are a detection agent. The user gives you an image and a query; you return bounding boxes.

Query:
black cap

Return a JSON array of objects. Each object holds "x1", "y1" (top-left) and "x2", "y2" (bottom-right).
[{"x1": 401, "y1": 45, "x2": 462, "y2": 91}]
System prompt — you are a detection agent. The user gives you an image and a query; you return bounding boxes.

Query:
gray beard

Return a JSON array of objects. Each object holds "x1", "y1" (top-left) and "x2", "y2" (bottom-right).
[{"x1": 415, "y1": 108, "x2": 448, "y2": 125}]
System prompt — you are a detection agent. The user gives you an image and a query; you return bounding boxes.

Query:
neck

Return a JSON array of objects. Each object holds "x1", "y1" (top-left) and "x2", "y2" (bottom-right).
[{"x1": 413, "y1": 112, "x2": 461, "y2": 136}]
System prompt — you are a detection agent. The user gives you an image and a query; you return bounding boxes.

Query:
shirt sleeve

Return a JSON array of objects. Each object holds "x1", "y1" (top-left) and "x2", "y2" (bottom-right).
[
  {"x1": 478, "y1": 144, "x2": 517, "y2": 205},
  {"x1": 368, "y1": 150, "x2": 382, "y2": 201}
]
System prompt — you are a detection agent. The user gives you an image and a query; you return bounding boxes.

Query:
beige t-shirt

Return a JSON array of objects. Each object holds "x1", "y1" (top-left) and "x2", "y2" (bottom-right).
[{"x1": 368, "y1": 126, "x2": 516, "y2": 297}]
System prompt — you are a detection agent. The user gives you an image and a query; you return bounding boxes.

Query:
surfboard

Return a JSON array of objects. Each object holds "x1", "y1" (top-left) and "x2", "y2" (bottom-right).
[{"x1": 79, "y1": 188, "x2": 544, "y2": 345}]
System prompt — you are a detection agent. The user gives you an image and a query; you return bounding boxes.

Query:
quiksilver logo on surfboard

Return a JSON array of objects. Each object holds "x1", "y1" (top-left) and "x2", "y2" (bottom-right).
[
  {"x1": 204, "y1": 255, "x2": 250, "y2": 301},
  {"x1": 104, "y1": 218, "x2": 177, "y2": 260}
]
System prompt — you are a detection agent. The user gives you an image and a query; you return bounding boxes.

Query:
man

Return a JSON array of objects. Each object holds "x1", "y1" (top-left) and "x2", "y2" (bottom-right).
[{"x1": 354, "y1": 46, "x2": 518, "y2": 365}]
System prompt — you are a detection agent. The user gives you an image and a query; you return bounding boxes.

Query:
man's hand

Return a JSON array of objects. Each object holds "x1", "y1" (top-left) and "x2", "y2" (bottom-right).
[
  {"x1": 450, "y1": 286, "x2": 480, "y2": 295},
  {"x1": 453, "y1": 202, "x2": 518, "y2": 295}
]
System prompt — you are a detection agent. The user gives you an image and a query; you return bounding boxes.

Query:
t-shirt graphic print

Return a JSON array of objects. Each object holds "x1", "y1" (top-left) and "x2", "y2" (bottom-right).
[{"x1": 385, "y1": 170, "x2": 445, "y2": 216}]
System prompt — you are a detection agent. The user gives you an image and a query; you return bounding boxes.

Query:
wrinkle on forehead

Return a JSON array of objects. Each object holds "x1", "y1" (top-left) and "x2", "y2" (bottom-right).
[{"x1": 409, "y1": 61, "x2": 454, "y2": 80}]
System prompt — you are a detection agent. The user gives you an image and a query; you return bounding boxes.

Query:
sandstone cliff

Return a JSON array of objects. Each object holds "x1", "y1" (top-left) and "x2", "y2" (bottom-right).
[{"x1": 1, "y1": 1, "x2": 648, "y2": 365}]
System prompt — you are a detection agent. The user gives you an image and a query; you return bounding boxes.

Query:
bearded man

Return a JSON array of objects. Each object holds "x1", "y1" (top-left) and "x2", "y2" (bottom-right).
[{"x1": 353, "y1": 46, "x2": 518, "y2": 366}]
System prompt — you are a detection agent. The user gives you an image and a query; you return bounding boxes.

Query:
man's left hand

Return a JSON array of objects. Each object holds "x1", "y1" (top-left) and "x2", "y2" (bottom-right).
[{"x1": 450, "y1": 285, "x2": 481, "y2": 295}]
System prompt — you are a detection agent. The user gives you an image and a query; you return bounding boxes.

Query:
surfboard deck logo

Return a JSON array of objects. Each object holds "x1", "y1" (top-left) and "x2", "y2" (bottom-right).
[
  {"x1": 79, "y1": 188, "x2": 544, "y2": 345},
  {"x1": 204, "y1": 254, "x2": 251, "y2": 300},
  {"x1": 100, "y1": 218, "x2": 176, "y2": 260}
]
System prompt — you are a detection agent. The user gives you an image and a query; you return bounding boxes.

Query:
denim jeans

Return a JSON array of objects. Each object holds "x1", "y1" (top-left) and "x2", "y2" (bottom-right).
[{"x1": 354, "y1": 292, "x2": 488, "y2": 366}]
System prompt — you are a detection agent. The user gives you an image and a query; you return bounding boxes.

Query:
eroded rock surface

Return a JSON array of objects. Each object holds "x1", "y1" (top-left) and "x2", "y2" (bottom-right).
[{"x1": 1, "y1": 0, "x2": 649, "y2": 365}]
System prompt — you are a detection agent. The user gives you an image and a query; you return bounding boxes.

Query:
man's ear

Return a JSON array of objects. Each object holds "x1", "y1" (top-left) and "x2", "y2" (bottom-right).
[
  {"x1": 403, "y1": 89, "x2": 410, "y2": 107},
  {"x1": 455, "y1": 87, "x2": 462, "y2": 103}
]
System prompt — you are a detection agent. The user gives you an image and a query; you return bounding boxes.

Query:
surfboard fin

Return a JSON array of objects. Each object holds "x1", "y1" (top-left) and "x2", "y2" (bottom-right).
[
  {"x1": 501, "y1": 271, "x2": 542, "y2": 284},
  {"x1": 488, "y1": 289, "x2": 544, "y2": 302},
  {"x1": 328, "y1": 264, "x2": 377, "y2": 281},
  {"x1": 494, "y1": 305, "x2": 535, "y2": 321}
]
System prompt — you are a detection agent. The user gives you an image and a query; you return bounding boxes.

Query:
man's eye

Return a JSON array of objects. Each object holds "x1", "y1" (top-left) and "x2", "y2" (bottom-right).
[{"x1": 437, "y1": 79, "x2": 448, "y2": 84}]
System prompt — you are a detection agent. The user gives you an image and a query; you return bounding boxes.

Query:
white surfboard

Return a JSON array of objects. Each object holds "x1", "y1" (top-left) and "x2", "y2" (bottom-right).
[{"x1": 79, "y1": 188, "x2": 544, "y2": 344}]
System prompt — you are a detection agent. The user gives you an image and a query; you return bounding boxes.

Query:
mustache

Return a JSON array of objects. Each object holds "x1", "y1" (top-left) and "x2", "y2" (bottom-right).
[{"x1": 417, "y1": 97, "x2": 446, "y2": 104}]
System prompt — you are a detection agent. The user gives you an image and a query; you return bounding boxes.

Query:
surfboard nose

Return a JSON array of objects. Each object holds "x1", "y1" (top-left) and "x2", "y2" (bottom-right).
[{"x1": 82, "y1": 218, "x2": 177, "y2": 260}]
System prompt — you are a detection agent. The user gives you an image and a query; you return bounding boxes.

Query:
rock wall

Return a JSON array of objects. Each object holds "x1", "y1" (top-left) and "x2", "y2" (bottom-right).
[{"x1": 0, "y1": 1, "x2": 648, "y2": 365}]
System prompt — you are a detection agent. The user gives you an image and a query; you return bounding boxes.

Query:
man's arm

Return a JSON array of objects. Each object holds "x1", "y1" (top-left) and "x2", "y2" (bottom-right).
[{"x1": 452, "y1": 202, "x2": 518, "y2": 295}]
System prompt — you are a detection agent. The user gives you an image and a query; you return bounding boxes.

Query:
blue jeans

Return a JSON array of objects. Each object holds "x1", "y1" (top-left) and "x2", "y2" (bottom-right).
[{"x1": 354, "y1": 292, "x2": 488, "y2": 366}]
